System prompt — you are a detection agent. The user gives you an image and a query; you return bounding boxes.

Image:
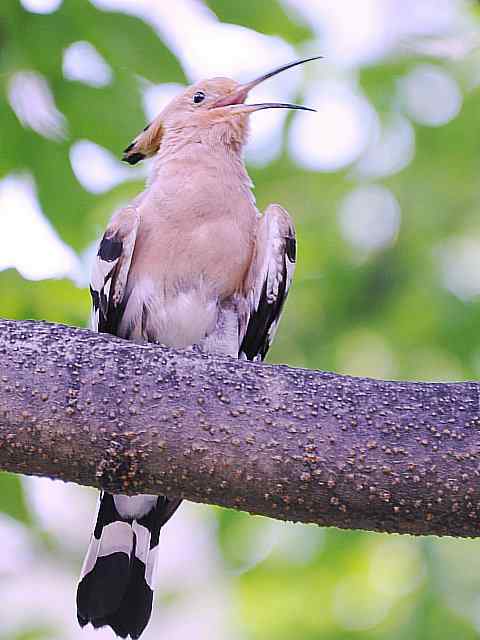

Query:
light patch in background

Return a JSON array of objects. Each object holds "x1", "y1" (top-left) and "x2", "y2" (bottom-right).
[
  {"x1": 399, "y1": 64, "x2": 462, "y2": 127},
  {"x1": 282, "y1": 0, "x2": 392, "y2": 66},
  {"x1": 393, "y1": 0, "x2": 465, "y2": 42},
  {"x1": 70, "y1": 140, "x2": 144, "y2": 194},
  {"x1": 338, "y1": 185, "x2": 401, "y2": 253},
  {"x1": 0, "y1": 556, "x2": 114, "y2": 639},
  {"x1": 354, "y1": 113, "x2": 415, "y2": 179},
  {"x1": 432, "y1": 538, "x2": 480, "y2": 630},
  {"x1": 63, "y1": 41, "x2": 113, "y2": 87},
  {"x1": 333, "y1": 573, "x2": 392, "y2": 631},
  {"x1": 213, "y1": 517, "x2": 323, "y2": 583},
  {"x1": 142, "y1": 82, "x2": 186, "y2": 121},
  {"x1": 155, "y1": 503, "x2": 224, "y2": 590},
  {"x1": 333, "y1": 536, "x2": 425, "y2": 631},
  {"x1": 221, "y1": 518, "x2": 323, "y2": 576},
  {"x1": 283, "y1": 0, "x2": 466, "y2": 68},
  {"x1": 335, "y1": 329, "x2": 397, "y2": 379},
  {"x1": 24, "y1": 477, "x2": 98, "y2": 550},
  {"x1": 148, "y1": 597, "x2": 234, "y2": 640},
  {"x1": 438, "y1": 236, "x2": 480, "y2": 301},
  {"x1": 20, "y1": 0, "x2": 62, "y2": 13},
  {"x1": 402, "y1": 32, "x2": 480, "y2": 61},
  {"x1": 81, "y1": 240, "x2": 100, "y2": 295},
  {"x1": 369, "y1": 538, "x2": 425, "y2": 599},
  {"x1": 246, "y1": 110, "x2": 288, "y2": 168},
  {"x1": 218, "y1": 516, "x2": 280, "y2": 576},
  {"x1": 0, "y1": 174, "x2": 82, "y2": 282},
  {"x1": 8, "y1": 71, "x2": 68, "y2": 141},
  {"x1": 464, "y1": 49, "x2": 480, "y2": 91},
  {"x1": 147, "y1": 581, "x2": 234, "y2": 640},
  {"x1": 0, "y1": 515, "x2": 34, "y2": 575},
  {"x1": 267, "y1": 521, "x2": 324, "y2": 566},
  {"x1": 289, "y1": 80, "x2": 377, "y2": 171}
]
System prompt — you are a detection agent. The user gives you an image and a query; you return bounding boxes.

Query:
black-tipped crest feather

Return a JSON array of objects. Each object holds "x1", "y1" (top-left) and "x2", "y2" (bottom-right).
[{"x1": 122, "y1": 119, "x2": 163, "y2": 165}]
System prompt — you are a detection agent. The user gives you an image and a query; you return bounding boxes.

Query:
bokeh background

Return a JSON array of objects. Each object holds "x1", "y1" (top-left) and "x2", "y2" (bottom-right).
[{"x1": 2, "y1": 0, "x2": 480, "y2": 638}]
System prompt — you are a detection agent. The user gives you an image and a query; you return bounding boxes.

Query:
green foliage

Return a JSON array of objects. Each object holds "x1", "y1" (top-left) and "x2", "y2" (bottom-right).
[
  {"x1": 0, "y1": 0, "x2": 183, "y2": 247},
  {"x1": 0, "y1": 472, "x2": 31, "y2": 524},
  {"x1": 3, "y1": 628, "x2": 55, "y2": 640},
  {"x1": 204, "y1": 0, "x2": 311, "y2": 43},
  {"x1": 1, "y1": 1, "x2": 480, "y2": 638},
  {"x1": 0, "y1": 270, "x2": 90, "y2": 325}
]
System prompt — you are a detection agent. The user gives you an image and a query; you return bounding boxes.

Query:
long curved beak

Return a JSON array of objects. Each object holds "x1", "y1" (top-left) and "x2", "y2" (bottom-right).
[{"x1": 213, "y1": 55, "x2": 321, "y2": 112}]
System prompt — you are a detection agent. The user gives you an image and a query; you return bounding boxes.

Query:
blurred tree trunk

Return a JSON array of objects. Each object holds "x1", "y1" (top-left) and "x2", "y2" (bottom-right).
[{"x1": 0, "y1": 318, "x2": 478, "y2": 538}]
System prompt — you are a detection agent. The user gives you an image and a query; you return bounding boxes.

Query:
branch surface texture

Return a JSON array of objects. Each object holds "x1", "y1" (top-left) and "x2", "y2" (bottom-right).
[{"x1": 0, "y1": 319, "x2": 479, "y2": 538}]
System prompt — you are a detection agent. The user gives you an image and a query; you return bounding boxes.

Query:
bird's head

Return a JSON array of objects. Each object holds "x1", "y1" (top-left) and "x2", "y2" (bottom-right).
[{"x1": 122, "y1": 56, "x2": 320, "y2": 164}]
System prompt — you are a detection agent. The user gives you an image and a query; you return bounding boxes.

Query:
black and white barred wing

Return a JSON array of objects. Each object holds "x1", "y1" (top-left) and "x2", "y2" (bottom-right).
[
  {"x1": 239, "y1": 203, "x2": 296, "y2": 362},
  {"x1": 90, "y1": 205, "x2": 139, "y2": 335}
]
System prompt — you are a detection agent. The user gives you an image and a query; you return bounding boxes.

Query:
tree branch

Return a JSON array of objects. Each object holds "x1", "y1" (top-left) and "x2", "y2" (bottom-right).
[{"x1": 0, "y1": 319, "x2": 479, "y2": 537}]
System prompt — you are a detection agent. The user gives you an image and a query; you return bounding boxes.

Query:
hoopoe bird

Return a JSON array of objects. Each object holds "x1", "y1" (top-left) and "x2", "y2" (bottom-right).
[{"x1": 77, "y1": 56, "x2": 319, "y2": 639}]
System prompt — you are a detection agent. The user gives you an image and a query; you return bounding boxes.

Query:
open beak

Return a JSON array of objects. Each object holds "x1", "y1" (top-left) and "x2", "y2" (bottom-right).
[{"x1": 213, "y1": 55, "x2": 321, "y2": 113}]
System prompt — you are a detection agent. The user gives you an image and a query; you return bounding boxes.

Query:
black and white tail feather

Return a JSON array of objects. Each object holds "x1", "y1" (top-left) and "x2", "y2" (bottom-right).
[
  {"x1": 77, "y1": 202, "x2": 295, "y2": 638},
  {"x1": 77, "y1": 492, "x2": 181, "y2": 639}
]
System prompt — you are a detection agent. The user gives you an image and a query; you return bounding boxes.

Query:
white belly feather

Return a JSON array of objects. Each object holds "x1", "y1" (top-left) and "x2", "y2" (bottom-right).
[{"x1": 118, "y1": 276, "x2": 238, "y2": 355}]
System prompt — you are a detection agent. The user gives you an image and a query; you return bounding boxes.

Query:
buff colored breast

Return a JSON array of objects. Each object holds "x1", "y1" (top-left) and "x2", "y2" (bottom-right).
[{"x1": 119, "y1": 156, "x2": 257, "y2": 348}]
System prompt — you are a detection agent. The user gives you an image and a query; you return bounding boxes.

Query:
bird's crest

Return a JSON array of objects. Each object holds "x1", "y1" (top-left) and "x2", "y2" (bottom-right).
[{"x1": 122, "y1": 118, "x2": 163, "y2": 165}]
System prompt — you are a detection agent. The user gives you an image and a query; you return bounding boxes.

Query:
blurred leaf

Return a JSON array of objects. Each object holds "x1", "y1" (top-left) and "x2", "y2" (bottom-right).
[
  {"x1": 0, "y1": 90, "x2": 30, "y2": 178},
  {"x1": 0, "y1": 472, "x2": 31, "y2": 524},
  {"x1": 205, "y1": 0, "x2": 311, "y2": 43},
  {"x1": 4, "y1": 627, "x2": 55, "y2": 640},
  {"x1": 56, "y1": 72, "x2": 146, "y2": 152},
  {"x1": 0, "y1": 270, "x2": 90, "y2": 325},
  {"x1": 215, "y1": 507, "x2": 270, "y2": 571}
]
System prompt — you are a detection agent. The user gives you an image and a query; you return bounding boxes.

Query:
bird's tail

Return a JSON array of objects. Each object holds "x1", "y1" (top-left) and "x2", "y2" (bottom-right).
[{"x1": 77, "y1": 492, "x2": 181, "y2": 639}]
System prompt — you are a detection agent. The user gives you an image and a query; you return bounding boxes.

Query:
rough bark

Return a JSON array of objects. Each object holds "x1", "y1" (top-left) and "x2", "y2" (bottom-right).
[{"x1": 0, "y1": 318, "x2": 479, "y2": 538}]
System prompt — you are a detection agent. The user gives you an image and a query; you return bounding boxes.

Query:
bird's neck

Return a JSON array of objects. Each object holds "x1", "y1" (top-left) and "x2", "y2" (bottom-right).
[{"x1": 148, "y1": 132, "x2": 255, "y2": 206}]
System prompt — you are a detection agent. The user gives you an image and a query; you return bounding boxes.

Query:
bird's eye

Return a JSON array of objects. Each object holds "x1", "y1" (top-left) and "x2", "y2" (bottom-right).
[{"x1": 193, "y1": 91, "x2": 206, "y2": 104}]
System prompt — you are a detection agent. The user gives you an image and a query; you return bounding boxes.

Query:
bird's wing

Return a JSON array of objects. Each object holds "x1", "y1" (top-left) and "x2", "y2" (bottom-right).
[
  {"x1": 90, "y1": 205, "x2": 140, "y2": 335},
  {"x1": 239, "y1": 203, "x2": 296, "y2": 362}
]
